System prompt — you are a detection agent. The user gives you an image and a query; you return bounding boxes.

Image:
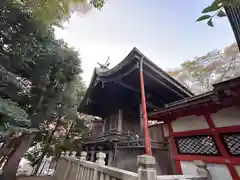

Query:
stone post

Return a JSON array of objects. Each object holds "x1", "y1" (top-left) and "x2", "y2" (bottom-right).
[
  {"x1": 80, "y1": 151, "x2": 87, "y2": 161},
  {"x1": 63, "y1": 152, "x2": 71, "y2": 180},
  {"x1": 65, "y1": 151, "x2": 70, "y2": 157},
  {"x1": 93, "y1": 152, "x2": 106, "y2": 180},
  {"x1": 60, "y1": 151, "x2": 66, "y2": 157},
  {"x1": 71, "y1": 151, "x2": 77, "y2": 158},
  {"x1": 53, "y1": 152, "x2": 65, "y2": 178},
  {"x1": 137, "y1": 155, "x2": 156, "y2": 180},
  {"x1": 96, "y1": 152, "x2": 106, "y2": 165}
]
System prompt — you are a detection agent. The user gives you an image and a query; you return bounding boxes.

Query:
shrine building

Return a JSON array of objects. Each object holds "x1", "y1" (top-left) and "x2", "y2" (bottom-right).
[
  {"x1": 78, "y1": 47, "x2": 240, "y2": 180},
  {"x1": 78, "y1": 47, "x2": 193, "y2": 174},
  {"x1": 149, "y1": 77, "x2": 240, "y2": 180}
]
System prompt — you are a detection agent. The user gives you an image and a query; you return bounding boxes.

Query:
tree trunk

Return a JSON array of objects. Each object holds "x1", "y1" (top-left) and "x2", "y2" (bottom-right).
[{"x1": 0, "y1": 134, "x2": 35, "y2": 180}]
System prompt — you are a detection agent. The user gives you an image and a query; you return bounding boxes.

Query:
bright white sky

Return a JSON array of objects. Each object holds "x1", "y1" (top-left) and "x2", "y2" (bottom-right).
[{"x1": 54, "y1": 0, "x2": 236, "y2": 85}]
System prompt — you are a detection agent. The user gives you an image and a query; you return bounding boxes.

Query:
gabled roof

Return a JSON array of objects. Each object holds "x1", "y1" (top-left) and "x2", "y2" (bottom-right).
[{"x1": 78, "y1": 48, "x2": 193, "y2": 117}]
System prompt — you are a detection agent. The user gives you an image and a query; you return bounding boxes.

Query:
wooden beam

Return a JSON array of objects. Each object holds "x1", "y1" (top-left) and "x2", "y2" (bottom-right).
[
  {"x1": 118, "y1": 81, "x2": 137, "y2": 92},
  {"x1": 116, "y1": 81, "x2": 165, "y2": 108},
  {"x1": 143, "y1": 70, "x2": 186, "y2": 99},
  {"x1": 116, "y1": 146, "x2": 168, "y2": 150}
]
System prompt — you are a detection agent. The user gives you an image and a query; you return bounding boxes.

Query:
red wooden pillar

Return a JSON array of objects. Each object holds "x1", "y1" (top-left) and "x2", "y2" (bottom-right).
[
  {"x1": 139, "y1": 57, "x2": 151, "y2": 155},
  {"x1": 168, "y1": 121, "x2": 182, "y2": 174}
]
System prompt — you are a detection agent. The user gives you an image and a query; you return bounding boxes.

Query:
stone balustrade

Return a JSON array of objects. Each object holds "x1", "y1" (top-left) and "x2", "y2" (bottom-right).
[{"x1": 53, "y1": 151, "x2": 209, "y2": 180}]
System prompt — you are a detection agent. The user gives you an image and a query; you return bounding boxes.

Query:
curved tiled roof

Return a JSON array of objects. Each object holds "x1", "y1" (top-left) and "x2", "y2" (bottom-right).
[{"x1": 79, "y1": 48, "x2": 193, "y2": 116}]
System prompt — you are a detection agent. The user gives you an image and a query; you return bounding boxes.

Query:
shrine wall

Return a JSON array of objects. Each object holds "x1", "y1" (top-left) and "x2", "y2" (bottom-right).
[
  {"x1": 235, "y1": 165, "x2": 240, "y2": 177},
  {"x1": 108, "y1": 111, "x2": 118, "y2": 130},
  {"x1": 171, "y1": 115, "x2": 209, "y2": 132},
  {"x1": 166, "y1": 105, "x2": 240, "y2": 179},
  {"x1": 102, "y1": 109, "x2": 141, "y2": 135},
  {"x1": 180, "y1": 161, "x2": 232, "y2": 180},
  {"x1": 211, "y1": 106, "x2": 240, "y2": 127},
  {"x1": 148, "y1": 123, "x2": 165, "y2": 142},
  {"x1": 103, "y1": 111, "x2": 118, "y2": 133},
  {"x1": 91, "y1": 121, "x2": 103, "y2": 137},
  {"x1": 122, "y1": 111, "x2": 141, "y2": 135},
  {"x1": 169, "y1": 105, "x2": 240, "y2": 133},
  {"x1": 162, "y1": 124, "x2": 169, "y2": 137}
]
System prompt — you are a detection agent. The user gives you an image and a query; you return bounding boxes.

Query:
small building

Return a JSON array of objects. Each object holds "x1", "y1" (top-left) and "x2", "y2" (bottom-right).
[
  {"x1": 149, "y1": 77, "x2": 240, "y2": 180},
  {"x1": 78, "y1": 47, "x2": 193, "y2": 174}
]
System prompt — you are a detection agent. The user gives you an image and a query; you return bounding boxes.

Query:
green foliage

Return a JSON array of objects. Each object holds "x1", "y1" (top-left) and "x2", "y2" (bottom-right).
[
  {"x1": 0, "y1": 97, "x2": 32, "y2": 137},
  {"x1": 25, "y1": 118, "x2": 88, "y2": 165},
  {"x1": 196, "y1": 15, "x2": 212, "y2": 22},
  {"x1": 61, "y1": 76, "x2": 86, "y2": 120},
  {"x1": 91, "y1": 0, "x2": 106, "y2": 10},
  {"x1": 15, "y1": 0, "x2": 106, "y2": 27},
  {"x1": 202, "y1": 1, "x2": 221, "y2": 13},
  {"x1": 24, "y1": 143, "x2": 43, "y2": 166},
  {"x1": 0, "y1": 1, "x2": 87, "y2": 178},
  {"x1": 197, "y1": 0, "x2": 240, "y2": 27},
  {"x1": 0, "y1": 98, "x2": 29, "y2": 126},
  {"x1": 207, "y1": 19, "x2": 214, "y2": 27},
  {"x1": 49, "y1": 118, "x2": 88, "y2": 154},
  {"x1": 0, "y1": 0, "x2": 86, "y2": 135}
]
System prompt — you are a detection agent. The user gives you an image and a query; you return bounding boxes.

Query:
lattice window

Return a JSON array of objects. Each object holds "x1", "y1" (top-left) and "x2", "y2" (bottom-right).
[
  {"x1": 222, "y1": 133, "x2": 240, "y2": 156},
  {"x1": 175, "y1": 135, "x2": 220, "y2": 155}
]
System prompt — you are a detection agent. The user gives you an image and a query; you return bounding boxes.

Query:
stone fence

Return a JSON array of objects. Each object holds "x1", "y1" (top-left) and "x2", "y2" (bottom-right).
[{"x1": 53, "y1": 151, "x2": 209, "y2": 180}]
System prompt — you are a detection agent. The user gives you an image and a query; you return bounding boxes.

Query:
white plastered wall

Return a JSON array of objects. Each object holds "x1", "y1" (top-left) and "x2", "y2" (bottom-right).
[
  {"x1": 163, "y1": 124, "x2": 169, "y2": 137},
  {"x1": 234, "y1": 165, "x2": 240, "y2": 178},
  {"x1": 180, "y1": 161, "x2": 233, "y2": 180},
  {"x1": 171, "y1": 115, "x2": 209, "y2": 132},
  {"x1": 211, "y1": 106, "x2": 240, "y2": 127}
]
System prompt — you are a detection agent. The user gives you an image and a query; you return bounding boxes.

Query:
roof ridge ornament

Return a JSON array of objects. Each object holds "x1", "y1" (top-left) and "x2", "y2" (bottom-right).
[{"x1": 97, "y1": 56, "x2": 110, "y2": 69}]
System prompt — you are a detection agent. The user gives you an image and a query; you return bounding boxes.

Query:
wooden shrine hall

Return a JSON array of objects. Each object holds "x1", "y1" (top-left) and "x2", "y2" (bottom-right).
[
  {"x1": 78, "y1": 47, "x2": 193, "y2": 174},
  {"x1": 78, "y1": 47, "x2": 240, "y2": 179}
]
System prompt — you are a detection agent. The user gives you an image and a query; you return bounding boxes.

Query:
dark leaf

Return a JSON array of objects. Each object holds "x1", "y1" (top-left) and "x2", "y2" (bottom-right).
[
  {"x1": 196, "y1": 15, "x2": 212, "y2": 22},
  {"x1": 217, "y1": 10, "x2": 227, "y2": 17},
  {"x1": 207, "y1": 19, "x2": 214, "y2": 27},
  {"x1": 202, "y1": 1, "x2": 221, "y2": 13}
]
